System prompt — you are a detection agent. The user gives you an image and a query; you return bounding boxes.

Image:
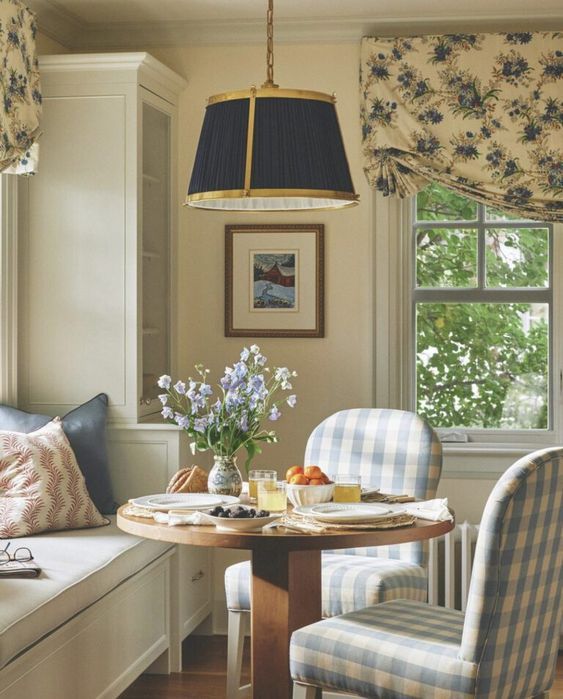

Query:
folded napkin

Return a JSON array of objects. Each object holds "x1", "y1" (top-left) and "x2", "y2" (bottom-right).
[
  {"x1": 0, "y1": 560, "x2": 41, "y2": 578},
  {"x1": 400, "y1": 498, "x2": 453, "y2": 522},
  {"x1": 361, "y1": 488, "x2": 415, "y2": 503},
  {"x1": 153, "y1": 510, "x2": 213, "y2": 527}
]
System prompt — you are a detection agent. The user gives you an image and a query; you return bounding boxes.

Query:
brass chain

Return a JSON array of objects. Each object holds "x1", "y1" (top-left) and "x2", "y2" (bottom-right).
[{"x1": 262, "y1": 0, "x2": 278, "y2": 88}]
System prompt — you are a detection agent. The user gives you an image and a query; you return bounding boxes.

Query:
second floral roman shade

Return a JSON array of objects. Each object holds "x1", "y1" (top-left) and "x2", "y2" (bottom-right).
[{"x1": 360, "y1": 32, "x2": 562, "y2": 221}]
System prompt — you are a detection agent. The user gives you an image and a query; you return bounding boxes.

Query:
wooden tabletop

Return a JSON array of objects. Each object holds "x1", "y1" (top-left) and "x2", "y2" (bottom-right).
[{"x1": 117, "y1": 505, "x2": 454, "y2": 551}]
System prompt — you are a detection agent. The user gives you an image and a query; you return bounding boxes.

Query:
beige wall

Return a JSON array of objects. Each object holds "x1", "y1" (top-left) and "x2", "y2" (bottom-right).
[
  {"x1": 151, "y1": 43, "x2": 375, "y2": 472},
  {"x1": 36, "y1": 32, "x2": 69, "y2": 55}
]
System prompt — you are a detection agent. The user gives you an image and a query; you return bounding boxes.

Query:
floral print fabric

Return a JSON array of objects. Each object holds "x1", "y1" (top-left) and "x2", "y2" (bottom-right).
[
  {"x1": 0, "y1": 0, "x2": 41, "y2": 175},
  {"x1": 0, "y1": 420, "x2": 107, "y2": 538},
  {"x1": 360, "y1": 33, "x2": 562, "y2": 221}
]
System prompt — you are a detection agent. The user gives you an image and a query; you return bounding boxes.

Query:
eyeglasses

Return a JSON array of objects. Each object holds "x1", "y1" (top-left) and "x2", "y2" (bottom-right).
[{"x1": 0, "y1": 542, "x2": 34, "y2": 564}]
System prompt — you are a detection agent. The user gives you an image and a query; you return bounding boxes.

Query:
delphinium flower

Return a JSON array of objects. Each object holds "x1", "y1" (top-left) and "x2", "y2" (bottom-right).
[{"x1": 157, "y1": 345, "x2": 297, "y2": 472}]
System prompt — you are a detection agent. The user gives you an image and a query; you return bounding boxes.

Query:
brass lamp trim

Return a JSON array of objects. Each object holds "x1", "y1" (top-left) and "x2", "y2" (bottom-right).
[
  {"x1": 186, "y1": 189, "x2": 360, "y2": 202},
  {"x1": 207, "y1": 87, "x2": 337, "y2": 106},
  {"x1": 185, "y1": 0, "x2": 359, "y2": 211}
]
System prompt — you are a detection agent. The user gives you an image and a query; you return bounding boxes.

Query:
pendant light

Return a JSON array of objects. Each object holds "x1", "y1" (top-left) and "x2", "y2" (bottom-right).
[{"x1": 185, "y1": 0, "x2": 359, "y2": 211}]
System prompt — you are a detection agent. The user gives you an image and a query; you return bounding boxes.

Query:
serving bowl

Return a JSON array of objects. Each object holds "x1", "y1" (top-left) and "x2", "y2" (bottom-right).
[
  {"x1": 286, "y1": 482, "x2": 335, "y2": 507},
  {"x1": 201, "y1": 506, "x2": 282, "y2": 532}
]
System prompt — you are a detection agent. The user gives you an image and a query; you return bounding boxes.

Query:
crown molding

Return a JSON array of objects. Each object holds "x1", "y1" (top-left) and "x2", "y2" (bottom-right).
[{"x1": 30, "y1": 0, "x2": 563, "y2": 50}]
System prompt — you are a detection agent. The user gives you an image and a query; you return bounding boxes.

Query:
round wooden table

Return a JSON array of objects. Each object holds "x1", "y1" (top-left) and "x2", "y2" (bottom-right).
[{"x1": 117, "y1": 506, "x2": 454, "y2": 699}]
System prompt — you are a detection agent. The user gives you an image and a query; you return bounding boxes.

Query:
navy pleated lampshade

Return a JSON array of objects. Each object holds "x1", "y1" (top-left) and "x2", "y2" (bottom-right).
[{"x1": 186, "y1": 87, "x2": 358, "y2": 210}]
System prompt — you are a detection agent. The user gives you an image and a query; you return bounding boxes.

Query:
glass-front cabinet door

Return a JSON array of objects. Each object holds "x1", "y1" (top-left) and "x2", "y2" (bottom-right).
[{"x1": 140, "y1": 93, "x2": 173, "y2": 416}]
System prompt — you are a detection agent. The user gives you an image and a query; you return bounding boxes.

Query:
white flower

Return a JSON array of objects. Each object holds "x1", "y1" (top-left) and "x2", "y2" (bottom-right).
[
  {"x1": 157, "y1": 374, "x2": 171, "y2": 389},
  {"x1": 287, "y1": 394, "x2": 297, "y2": 407},
  {"x1": 250, "y1": 344, "x2": 260, "y2": 354}
]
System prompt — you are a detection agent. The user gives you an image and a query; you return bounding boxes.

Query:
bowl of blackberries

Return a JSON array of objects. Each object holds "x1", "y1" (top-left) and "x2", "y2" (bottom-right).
[{"x1": 202, "y1": 504, "x2": 282, "y2": 531}]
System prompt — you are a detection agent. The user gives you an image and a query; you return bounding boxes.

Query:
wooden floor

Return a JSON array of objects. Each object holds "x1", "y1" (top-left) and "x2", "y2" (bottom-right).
[{"x1": 120, "y1": 637, "x2": 563, "y2": 698}]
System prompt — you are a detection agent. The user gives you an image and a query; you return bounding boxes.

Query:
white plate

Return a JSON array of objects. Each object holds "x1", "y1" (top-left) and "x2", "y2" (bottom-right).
[
  {"x1": 201, "y1": 507, "x2": 282, "y2": 532},
  {"x1": 130, "y1": 493, "x2": 239, "y2": 512},
  {"x1": 293, "y1": 503, "x2": 399, "y2": 523}
]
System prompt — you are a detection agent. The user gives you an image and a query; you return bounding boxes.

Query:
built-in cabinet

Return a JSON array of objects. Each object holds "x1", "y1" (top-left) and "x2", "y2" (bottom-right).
[
  {"x1": 16, "y1": 53, "x2": 212, "y2": 637},
  {"x1": 18, "y1": 53, "x2": 185, "y2": 422}
]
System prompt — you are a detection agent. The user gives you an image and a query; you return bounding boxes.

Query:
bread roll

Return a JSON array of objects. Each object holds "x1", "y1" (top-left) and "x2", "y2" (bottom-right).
[{"x1": 166, "y1": 466, "x2": 208, "y2": 493}]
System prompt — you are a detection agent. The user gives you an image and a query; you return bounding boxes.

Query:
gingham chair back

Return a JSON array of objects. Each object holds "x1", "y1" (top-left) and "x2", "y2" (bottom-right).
[
  {"x1": 304, "y1": 408, "x2": 442, "y2": 565},
  {"x1": 461, "y1": 447, "x2": 563, "y2": 698}
]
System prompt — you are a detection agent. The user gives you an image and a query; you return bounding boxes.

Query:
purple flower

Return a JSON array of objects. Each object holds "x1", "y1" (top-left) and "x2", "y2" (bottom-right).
[
  {"x1": 238, "y1": 413, "x2": 249, "y2": 432},
  {"x1": 199, "y1": 383, "x2": 213, "y2": 397},
  {"x1": 161, "y1": 406, "x2": 174, "y2": 419},
  {"x1": 174, "y1": 380, "x2": 186, "y2": 395},
  {"x1": 157, "y1": 375, "x2": 171, "y2": 389},
  {"x1": 254, "y1": 353, "x2": 267, "y2": 366},
  {"x1": 287, "y1": 394, "x2": 297, "y2": 408},
  {"x1": 240, "y1": 347, "x2": 250, "y2": 361},
  {"x1": 269, "y1": 405, "x2": 281, "y2": 421},
  {"x1": 175, "y1": 414, "x2": 190, "y2": 429},
  {"x1": 193, "y1": 417, "x2": 209, "y2": 433},
  {"x1": 158, "y1": 394, "x2": 168, "y2": 405}
]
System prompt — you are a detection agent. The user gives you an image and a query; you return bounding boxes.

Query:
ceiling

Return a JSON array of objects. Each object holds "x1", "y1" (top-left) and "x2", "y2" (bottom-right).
[{"x1": 29, "y1": 0, "x2": 563, "y2": 50}]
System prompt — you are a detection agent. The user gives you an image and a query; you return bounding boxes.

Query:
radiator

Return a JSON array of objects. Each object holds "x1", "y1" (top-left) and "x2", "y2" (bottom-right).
[{"x1": 427, "y1": 521, "x2": 480, "y2": 611}]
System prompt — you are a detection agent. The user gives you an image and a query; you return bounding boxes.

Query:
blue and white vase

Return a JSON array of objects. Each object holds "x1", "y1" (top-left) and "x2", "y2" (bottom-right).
[{"x1": 207, "y1": 455, "x2": 243, "y2": 497}]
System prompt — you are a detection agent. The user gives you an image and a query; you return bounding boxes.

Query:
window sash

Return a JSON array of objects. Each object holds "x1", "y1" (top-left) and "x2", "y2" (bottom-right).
[{"x1": 406, "y1": 195, "x2": 559, "y2": 441}]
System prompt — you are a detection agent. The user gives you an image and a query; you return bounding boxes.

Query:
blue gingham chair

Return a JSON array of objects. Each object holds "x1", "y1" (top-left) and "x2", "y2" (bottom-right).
[
  {"x1": 291, "y1": 446, "x2": 563, "y2": 699},
  {"x1": 225, "y1": 409, "x2": 442, "y2": 698}
]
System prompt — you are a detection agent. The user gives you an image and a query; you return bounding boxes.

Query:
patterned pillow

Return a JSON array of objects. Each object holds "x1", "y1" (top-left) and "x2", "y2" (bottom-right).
[{"x1": 0, "y1": 419, "x2": 108, "y2": 538}]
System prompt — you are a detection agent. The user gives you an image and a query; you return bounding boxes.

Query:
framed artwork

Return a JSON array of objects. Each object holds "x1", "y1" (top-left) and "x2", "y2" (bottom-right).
[{"x1": 225, "y1": 224, "x2": 324, "y2": 338}]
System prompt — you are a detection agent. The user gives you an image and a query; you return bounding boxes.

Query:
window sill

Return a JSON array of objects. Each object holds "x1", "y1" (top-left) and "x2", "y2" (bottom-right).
[{"x1": 441, "y1": 441, "x2": 559, "y2": 480}]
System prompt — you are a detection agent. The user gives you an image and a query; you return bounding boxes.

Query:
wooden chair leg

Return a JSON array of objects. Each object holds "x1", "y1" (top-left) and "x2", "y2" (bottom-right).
[
  {"x1": 226, "y1": 610, "x2": 250, "y2": 699},
  {"x1": 293, "y1": 682, "x2": 321, "y2": 699}
]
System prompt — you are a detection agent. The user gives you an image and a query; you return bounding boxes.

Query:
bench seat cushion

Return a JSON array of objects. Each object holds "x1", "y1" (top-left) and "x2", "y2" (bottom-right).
[{"x1": 0, "y1": 516, "x2": 173, "y2": 670}]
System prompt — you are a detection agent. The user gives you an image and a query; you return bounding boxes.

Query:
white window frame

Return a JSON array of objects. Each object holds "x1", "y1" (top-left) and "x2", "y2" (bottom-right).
[{"x1": 373, "y1": 190, "x2": 563, "y2": 462}]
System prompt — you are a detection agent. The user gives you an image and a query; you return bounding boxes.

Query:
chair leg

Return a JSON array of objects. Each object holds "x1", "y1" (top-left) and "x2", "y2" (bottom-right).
[
  {"x1": 293, "y1": 682, "x2": 321, "y2": 699},
  {"x1": 226, "y1": 609, "x2": 250, "y2": 699}
]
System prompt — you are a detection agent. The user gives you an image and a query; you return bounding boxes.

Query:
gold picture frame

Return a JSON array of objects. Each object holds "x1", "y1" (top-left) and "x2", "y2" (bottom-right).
[{"x1": 225, "y1": 224, "x2": 324, "y2": 338}]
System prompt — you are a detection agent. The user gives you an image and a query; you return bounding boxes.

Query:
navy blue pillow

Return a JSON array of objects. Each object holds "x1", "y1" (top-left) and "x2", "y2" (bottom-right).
[{"x1": 0, "y1": 394, "x2": 117, "y2": 514}]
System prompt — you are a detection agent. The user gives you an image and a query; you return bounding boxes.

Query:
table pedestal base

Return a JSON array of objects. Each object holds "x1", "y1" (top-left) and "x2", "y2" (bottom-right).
[{"x1": 251, "y1": 548, "x2": 322, "y2": 699}]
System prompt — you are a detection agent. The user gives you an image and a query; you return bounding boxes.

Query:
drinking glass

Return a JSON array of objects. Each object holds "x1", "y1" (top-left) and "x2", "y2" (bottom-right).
[
  {"x1": 333, "y1": 474, "x2": 361, "y2": 503},
  {"x1": 257, "y1": 480, "x2": 287, "y2": 513},
  {"x1": 248, "y1": 469, "x2": 277, "y2": 502}
]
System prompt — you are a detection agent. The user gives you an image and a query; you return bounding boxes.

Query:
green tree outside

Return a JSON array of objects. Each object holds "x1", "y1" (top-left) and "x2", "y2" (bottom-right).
[{"x1": 414, "y1": 183, "x2": 549, "y2": 430}]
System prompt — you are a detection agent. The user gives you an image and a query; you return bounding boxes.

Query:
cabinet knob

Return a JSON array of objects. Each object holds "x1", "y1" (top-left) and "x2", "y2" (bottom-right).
[{"x1": 191, "y1": 570, "x2": 205, "y2": 583}]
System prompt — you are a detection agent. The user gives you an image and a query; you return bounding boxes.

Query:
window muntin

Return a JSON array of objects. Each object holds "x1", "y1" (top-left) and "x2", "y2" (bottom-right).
[{"x1": 413, "y1": 185, "x2": 552, "y2": 432}]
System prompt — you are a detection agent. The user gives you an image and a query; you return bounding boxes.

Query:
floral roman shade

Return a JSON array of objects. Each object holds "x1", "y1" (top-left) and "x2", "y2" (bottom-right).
[
  {"x1": 0, "y1": 0, "x2": 41, "y2": 175},
  {"x1": 360, "y1": 33, "x2": 562, "y2": 222}
]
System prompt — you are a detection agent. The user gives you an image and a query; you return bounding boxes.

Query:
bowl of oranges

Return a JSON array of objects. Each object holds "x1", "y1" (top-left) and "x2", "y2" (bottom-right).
[{"x1": 285, "y1": 465, "x2": 334, "y2": 507}]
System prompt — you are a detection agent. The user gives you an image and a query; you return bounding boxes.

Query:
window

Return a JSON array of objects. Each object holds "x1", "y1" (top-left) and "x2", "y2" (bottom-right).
[{"x1": 411, "y1": 183, "x2": 558, "y2": 439}]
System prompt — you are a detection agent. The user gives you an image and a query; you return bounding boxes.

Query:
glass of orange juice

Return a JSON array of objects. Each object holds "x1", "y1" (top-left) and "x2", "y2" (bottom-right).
[
  {"x1": 257, "y1": 480, "x2": 287, "y2": 513},
  {"x1": 333, "y1": 474, "x2": 361, "y2": 503},
  {"x1": 248, "y1": 470, "x2": 277, "y2": 502}
]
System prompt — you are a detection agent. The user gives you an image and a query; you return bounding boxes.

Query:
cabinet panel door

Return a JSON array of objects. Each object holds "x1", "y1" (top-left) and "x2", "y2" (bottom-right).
[{"x1": 22, "y1": 95, "x2": 127, "y2": 412}]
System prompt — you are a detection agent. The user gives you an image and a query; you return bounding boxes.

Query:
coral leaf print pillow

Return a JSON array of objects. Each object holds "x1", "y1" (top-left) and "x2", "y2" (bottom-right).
[{"x1": 0, "y1": 419, "x2": 108, "y2": 538}]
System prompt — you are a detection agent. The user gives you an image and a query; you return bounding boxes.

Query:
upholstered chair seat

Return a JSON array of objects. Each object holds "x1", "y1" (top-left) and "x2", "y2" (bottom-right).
[
  {"x1": 225, "y1": 408, "x2": 443, "y2": 698},
  {"x1": 291, "y1": 447, "x2": 563, "y2": 699}
]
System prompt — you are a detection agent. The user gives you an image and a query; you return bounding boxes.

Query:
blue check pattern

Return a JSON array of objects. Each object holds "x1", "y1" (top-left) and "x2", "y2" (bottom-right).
[
  {"x1": 225, "y1": 409, "x2": 442, "y2": 615},
  {"x1": 290, "y1": 447, "x2": 563, "y2": 698}
]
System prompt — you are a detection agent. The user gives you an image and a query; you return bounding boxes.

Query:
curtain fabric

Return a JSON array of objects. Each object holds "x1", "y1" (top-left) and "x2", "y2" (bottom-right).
[
  {"x1": 360, "y1": 33, "x2": 562, "y2": 221},
  {"x1": 0, "y1": 0, "x2": 41, "y2": 175}
]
